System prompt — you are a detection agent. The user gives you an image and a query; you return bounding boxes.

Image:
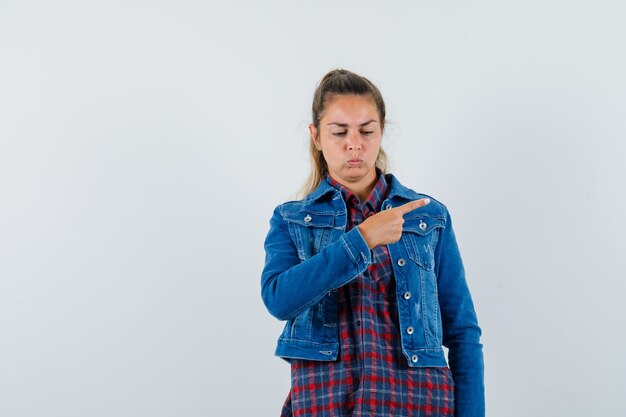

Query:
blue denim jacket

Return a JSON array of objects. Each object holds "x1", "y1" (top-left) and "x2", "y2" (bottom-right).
[{"x1": 261, "y1": 173, "x2": 484, "y2": 417}]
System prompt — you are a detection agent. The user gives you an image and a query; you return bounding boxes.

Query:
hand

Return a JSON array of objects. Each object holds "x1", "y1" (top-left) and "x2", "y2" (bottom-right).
[{"x1": 357, "y1": 199, "x2": 430, "y2": 249}]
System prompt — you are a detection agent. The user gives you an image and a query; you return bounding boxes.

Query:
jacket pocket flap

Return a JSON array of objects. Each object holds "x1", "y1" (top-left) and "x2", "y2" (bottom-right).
[
  {"x1": 403, "y1": 217, "x2": 445, "y2": 235},
  {"x1": 284, "y1": 211, "x2": 336, "y2": 228}
]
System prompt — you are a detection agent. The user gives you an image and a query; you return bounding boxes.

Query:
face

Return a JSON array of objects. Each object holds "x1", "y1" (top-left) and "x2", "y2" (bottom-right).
[{"x1": 309, "y1": 94, "x2": 382, "y2": 188}]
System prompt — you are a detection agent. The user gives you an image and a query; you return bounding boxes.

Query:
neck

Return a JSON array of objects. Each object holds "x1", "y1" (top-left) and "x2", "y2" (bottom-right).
[{"x1": 335, "y1": 169, "x2": 378, "y2": 202}]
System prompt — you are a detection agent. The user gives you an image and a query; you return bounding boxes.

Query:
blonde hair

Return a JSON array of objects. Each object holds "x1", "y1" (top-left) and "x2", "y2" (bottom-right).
[{"x1": 298, "y1": 69, "x2": 389, "y2": 198}]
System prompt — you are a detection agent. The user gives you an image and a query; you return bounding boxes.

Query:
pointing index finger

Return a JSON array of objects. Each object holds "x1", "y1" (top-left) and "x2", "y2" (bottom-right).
[{"x1": 395, "y1": 198, "x2": 431, "y2": 215}]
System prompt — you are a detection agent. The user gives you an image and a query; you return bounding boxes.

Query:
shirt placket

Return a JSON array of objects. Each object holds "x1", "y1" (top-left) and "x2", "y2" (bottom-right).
[
  {"x1": 358, "y1": 202, "x2": 376, "y2": 394},
  {"x1": 348, "y1": 200, "x2": 365, "y2": 363}
]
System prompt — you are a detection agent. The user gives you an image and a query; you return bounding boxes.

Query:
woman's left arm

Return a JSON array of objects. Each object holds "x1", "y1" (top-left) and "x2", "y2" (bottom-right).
[{"x1": 435, "y1": 208, "x2": 485, "y2": 417}]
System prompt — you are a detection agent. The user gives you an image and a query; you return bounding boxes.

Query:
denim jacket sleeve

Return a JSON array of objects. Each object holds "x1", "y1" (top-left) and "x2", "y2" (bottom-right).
[
  {"x1": 261, "y1": 205, "x2": 372, "y2": 321},
  {"x1": 435, "y1": 210, "x2": 485, "y2": 417}
]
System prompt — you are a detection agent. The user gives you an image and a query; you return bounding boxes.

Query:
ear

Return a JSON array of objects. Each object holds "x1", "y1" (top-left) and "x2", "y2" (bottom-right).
[{"x1": 309, "y1": 124, "x2": 321, "y2": 150}]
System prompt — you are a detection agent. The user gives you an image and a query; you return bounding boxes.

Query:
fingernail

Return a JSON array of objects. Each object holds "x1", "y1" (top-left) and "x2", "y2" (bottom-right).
[{"x1": 424, "y1": 198, "x2": 430, "y2": 204}]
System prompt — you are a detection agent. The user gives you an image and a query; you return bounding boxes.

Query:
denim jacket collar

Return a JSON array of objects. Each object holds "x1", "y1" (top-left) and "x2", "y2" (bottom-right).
[{"x1": 303, "y1": 173, "x2": 418, "y2": 205}]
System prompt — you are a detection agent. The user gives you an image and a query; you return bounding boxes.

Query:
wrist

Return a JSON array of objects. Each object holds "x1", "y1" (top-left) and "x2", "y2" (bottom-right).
[{"x1": 356, "y1": 225, "x2": 375, "y2": 249}]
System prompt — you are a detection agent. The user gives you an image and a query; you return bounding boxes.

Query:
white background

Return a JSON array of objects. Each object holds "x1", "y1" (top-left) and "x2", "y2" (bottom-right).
[{"x1": 1, "y1": 1, "x2": 625, "y2": 416}]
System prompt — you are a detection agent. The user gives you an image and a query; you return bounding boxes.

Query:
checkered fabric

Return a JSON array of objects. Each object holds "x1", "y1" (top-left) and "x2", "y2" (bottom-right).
[{"x1": 279, "y1": 172, "x2": 454, "y2": 417}]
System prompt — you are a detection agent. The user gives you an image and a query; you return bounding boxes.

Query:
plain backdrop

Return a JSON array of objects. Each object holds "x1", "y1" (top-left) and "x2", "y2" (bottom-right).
[{"x1": 1, "y1": 1, "x2": 625, "y2": 416}]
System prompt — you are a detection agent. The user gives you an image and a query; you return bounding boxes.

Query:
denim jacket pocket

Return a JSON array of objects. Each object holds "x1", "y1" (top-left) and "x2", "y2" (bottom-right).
[
  {"x1": 284, "y1": 211, "x2": 341, "y2": 261},
  {"x1": 402, "y1": 216, "x2": 445, "y2": 270}
]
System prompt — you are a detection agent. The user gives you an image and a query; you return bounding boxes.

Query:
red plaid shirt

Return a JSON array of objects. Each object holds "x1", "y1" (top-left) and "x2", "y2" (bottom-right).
[{"x1": 280, "y1": 172, "x2": 454, "y2": 417}]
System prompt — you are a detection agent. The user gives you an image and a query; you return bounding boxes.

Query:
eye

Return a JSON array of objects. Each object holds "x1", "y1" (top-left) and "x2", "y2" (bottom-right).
[
  {"x1": 333, "y1": 131, "x2": 347, "y2": 137},
  {"x1": 361, "y1": 131, "x2": 374, "y2": 135}
]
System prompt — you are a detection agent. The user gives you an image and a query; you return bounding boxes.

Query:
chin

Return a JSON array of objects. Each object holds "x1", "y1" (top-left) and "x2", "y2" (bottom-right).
[{"x1": 343, "y1": 168, "x2": 373, "y2": 179}]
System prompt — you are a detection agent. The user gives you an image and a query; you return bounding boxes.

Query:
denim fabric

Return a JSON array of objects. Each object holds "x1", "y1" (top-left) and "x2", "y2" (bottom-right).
[{"x1": 261, "y1": 173, "x2": 484, "y2": 417}]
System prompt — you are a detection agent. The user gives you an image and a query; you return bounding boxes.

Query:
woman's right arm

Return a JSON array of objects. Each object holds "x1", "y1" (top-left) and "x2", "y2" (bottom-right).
[{"x1": 260, "y1": 206, "x2": 372, "y2": 321}]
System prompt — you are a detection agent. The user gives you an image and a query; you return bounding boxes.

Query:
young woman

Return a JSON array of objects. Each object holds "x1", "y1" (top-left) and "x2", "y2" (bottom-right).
[{"x1": 261, "y1": 69, "x2": 484, "y2": 417}]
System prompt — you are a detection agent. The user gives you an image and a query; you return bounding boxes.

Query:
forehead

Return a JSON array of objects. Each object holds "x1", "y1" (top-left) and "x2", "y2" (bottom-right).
[{"x1": 322, "y1": 94, "x2": 379, "y2": 123}]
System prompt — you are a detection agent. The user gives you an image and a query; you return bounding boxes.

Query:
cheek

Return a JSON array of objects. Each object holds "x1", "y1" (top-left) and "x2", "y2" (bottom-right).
[
  {"x1": 324, "y1": 150, "x2": 342, "y2": 164},
  {"x1": 368, "y1": 140, "x2": 382, "y2": 154},
  {"x1": 323, "y1": 143, "x2": 343, "y2": 157}
]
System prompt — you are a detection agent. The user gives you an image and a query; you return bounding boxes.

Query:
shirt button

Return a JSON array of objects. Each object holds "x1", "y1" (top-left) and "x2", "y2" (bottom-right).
[
  {"x1": 397, "y1": 258, "x2": 406, "y2": 267},
  {"x1": 411, "y1": 355, "x2": 419, "y2": 363},
  {"x1": 406, "y1": 326, "x2": 414, "y2": 335},
  {"x1": 403, "y1": 291, "x2": 411, "y2": 300}
]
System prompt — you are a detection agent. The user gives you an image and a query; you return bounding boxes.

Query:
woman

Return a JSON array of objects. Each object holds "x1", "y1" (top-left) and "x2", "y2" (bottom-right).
[{"x1": 261, "y1": 69, "x2": 484, "y2": 417}]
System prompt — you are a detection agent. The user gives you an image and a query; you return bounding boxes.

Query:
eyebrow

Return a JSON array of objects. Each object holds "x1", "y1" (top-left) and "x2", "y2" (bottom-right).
[{"x1": 327, "y1": 120, "x2": 378, "y2": 127}]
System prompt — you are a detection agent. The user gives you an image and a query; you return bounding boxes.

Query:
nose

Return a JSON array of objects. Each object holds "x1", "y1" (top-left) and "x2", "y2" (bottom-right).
[{"x1": 346, "y1": 131, "x2": 362, "y2": 151}]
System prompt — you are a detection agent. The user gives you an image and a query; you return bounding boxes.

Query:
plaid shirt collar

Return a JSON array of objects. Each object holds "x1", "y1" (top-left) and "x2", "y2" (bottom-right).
[{"x1": 325, "y1": 169, "x2": 389, "y2": 213}]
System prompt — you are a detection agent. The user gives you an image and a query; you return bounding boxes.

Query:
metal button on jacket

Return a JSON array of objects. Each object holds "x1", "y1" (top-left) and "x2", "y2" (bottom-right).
[
  {"x1": 406, "y1": 326, "x2": 414, "y2": 335},
  {"x1": 397, "y1": 258, "x2": 406, "y2": 267},
  {"x1": 411, "y1": 355, "x2": 419, "y2": 363},
  {"x1": 403, "y1": 291, "x2": 411, "y2": 300},
  {"x1": 304, "y1": 214, "x2": 312, "y2": 222},
  {"x1": 419, "y1": 220, "x2": 427, "y2": 231},
  {"x1": 385, "y1": 204, "x2": 392, "y2": 210}
]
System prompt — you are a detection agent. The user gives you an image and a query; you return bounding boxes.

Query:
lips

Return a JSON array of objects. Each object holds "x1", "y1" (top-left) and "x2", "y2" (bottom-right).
[{"x1": 348, "y1": 159, "x2": 363, "y2": 166}]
